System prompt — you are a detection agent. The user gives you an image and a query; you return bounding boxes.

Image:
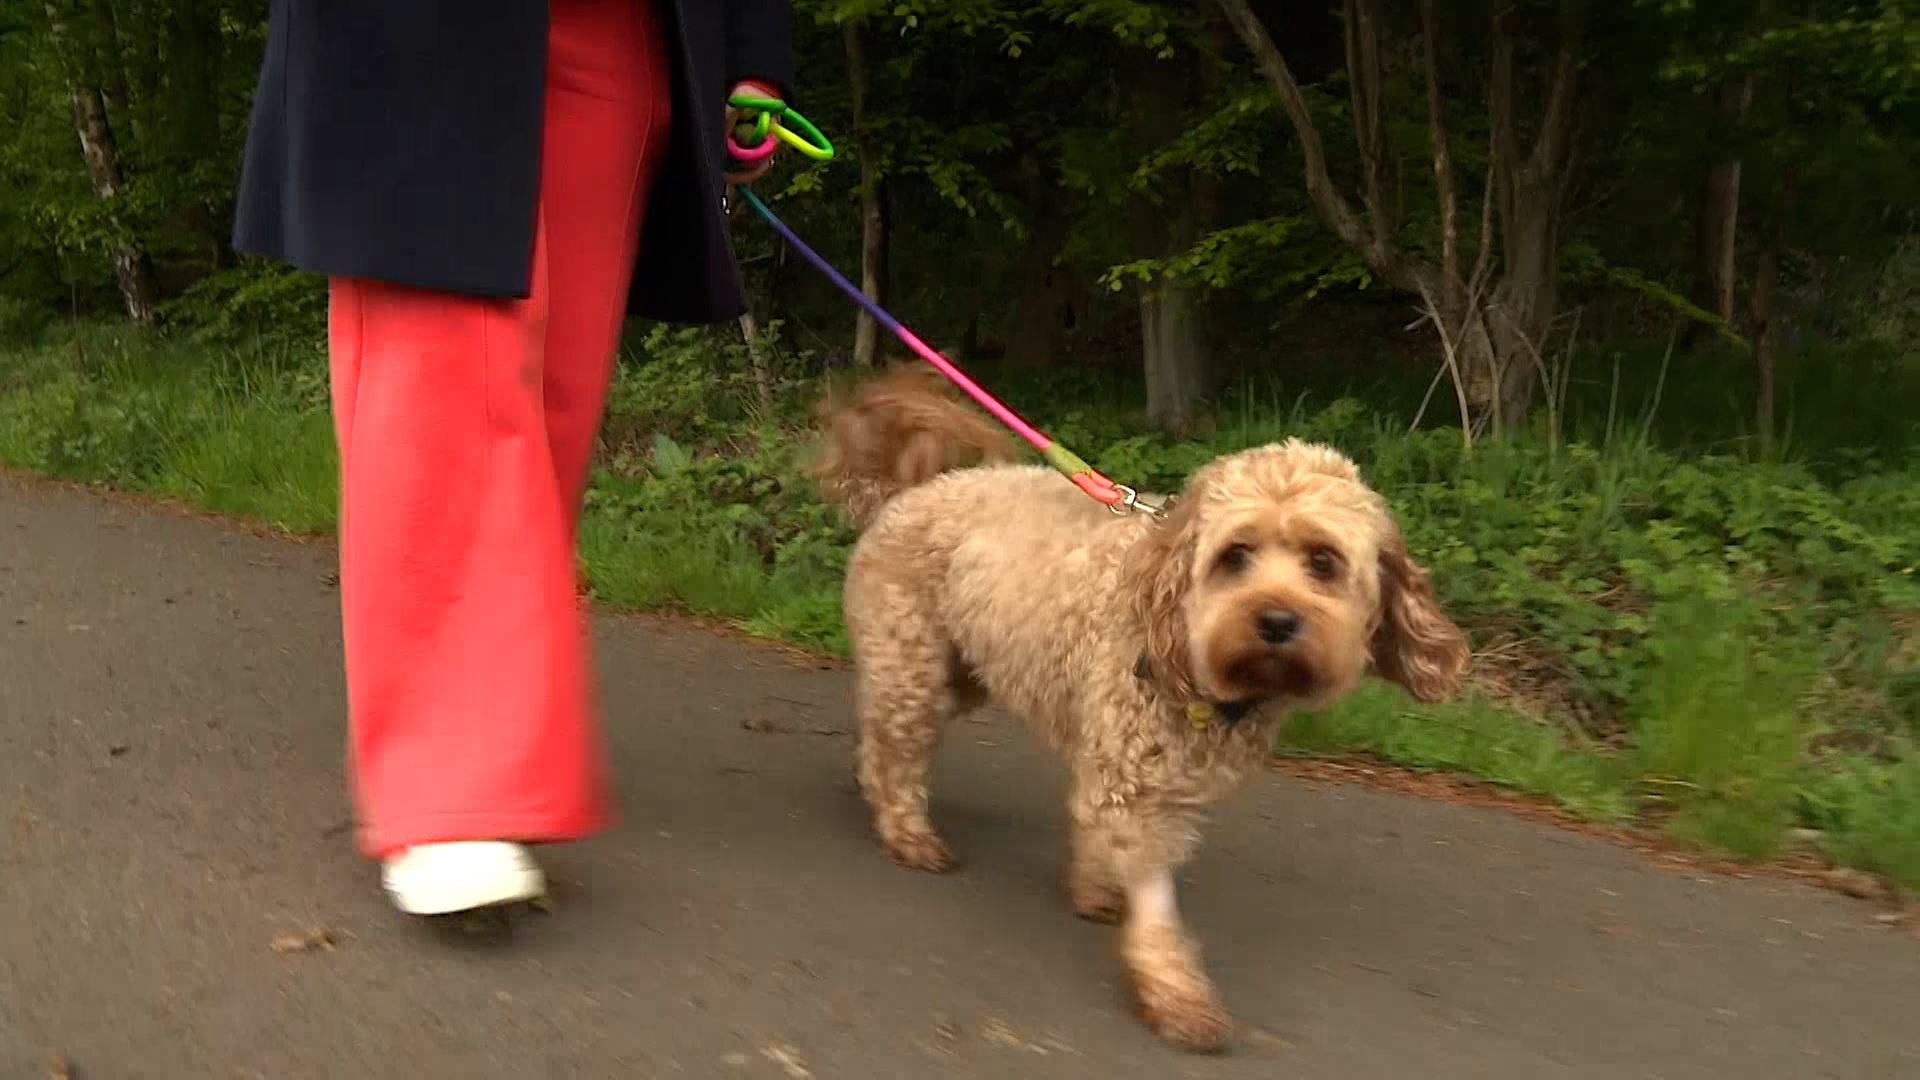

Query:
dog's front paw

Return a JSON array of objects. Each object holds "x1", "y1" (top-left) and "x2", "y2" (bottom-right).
[
  {"x1": 1133, "y1": 969, "x2": 1232, "y2": 1053},
  {"x1": 1124, "y1": 924, "x2": 1232, "y2": 1053},
  {"x1": 882, "y1": 830, "x2": 957, "y2": 873}
]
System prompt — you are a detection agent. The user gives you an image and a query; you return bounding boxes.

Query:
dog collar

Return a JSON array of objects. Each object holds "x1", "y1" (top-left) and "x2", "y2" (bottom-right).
[
  {"x1": 1184, "y1": 700, "x2": 1258, "y2": 728},
  {"x1": 1135, "y1": 654, "x2": 1258, "y2": 728}
]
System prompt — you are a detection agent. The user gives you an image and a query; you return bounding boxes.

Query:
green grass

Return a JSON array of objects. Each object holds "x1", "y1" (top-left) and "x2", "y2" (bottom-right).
[
  {"x1": 1800, "y1": 753, "x2": 1920, "y2": 887},
  {"x1": 3, "y1": 317, "x2": 1918, "y2": 891},
  {"x1": 1277, "y1": 685, "x2": 1634, "y2": 822},
  {"x1": 577, "y1": 494, "x2": 848, "y2": 654},
  {"x1": 1625, "y1": 594, "x2": 1811, "y2": 858},
  {"x1": 0, "y1": 324, "x2": 338, "y2": 531}
]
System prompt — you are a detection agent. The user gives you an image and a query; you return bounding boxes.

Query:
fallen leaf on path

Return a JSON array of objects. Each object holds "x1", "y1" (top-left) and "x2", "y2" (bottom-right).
[
  {"x1": 741, "y1": 717, "x2": 846, "y2": 737},
  {"x1": 981, "y1": 1018, "x2": 1052, "y2": 1055},
  {"x1": 269, "y1": 927, "x2": 335, "y2": 954},
  {"x1": 932, "y1": 1014, "x2": 960, "y2": 1046},
  {"x1": 1242, "y1": 1026, "x2": 1294, "y2": 1051},
  {"x1": 47, "y1": 1053, "x2": 74, "y2": 1079},
  {"x1": 761, "y1": 1043, "x2": 813, "y2": 1079}
]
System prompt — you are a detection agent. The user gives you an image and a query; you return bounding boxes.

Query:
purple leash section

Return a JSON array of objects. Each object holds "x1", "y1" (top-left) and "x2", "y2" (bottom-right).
[{"x1": 735, "y1": 186, "x2": 1157, "y2": 514}]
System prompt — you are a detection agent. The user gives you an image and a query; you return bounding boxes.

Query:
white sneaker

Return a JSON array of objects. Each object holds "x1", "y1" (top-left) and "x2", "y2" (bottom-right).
[{"x1": 381, "y1": 841, "x2": 546, "y2": 916}]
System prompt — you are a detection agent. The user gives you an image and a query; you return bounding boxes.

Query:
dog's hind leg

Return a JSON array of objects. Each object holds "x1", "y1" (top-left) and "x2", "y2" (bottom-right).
[{"x1": 849, "y1": 589, "x2": 962, "y2": 873}]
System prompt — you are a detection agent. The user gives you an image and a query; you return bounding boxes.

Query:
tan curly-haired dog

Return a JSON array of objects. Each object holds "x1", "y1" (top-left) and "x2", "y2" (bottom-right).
[{"x1": 813, "y1": 366, "x2": 1470, "y2": 1053}]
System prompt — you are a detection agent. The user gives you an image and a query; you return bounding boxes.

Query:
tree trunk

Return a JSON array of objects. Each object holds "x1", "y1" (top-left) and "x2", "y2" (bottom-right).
[
  {"x1": 1003, "y1": 155, "x2": 1075, "y2": 370},
  {"x1": 844, "y1": 19, "x2": 890, "y2": 368},
  {"x1": 88, "y1": 0, "x2": 131, "y2": 124},
  {"x1": 49, "y1": 2, "x2": 157, "y2": 324},
  {"x1": 1694, "y1": 157, "x2": 1744, "y2": 323},
  {"x1": 855, "y1": 179, "x2": 890, "y2": 366},
  {"x1": 1215, "y1": 0, "x2": 1582, "y2": 434},
  {"x1": 1750, "y1": 245, "x2": 1777, "y2": 452},
  {"x1": 165, "y1": 0, "x2": 223, "y2": 159},
  {"x1": 1133, "y1": 168, "x2": 1211, "y2": 433},
  {"x1": 1418, "y1": 0, "x2": 1462, "y2": 312},
  {"x1": 1344, "y1": 0, "x2": 1393, "y2": 253},
  {"x1": 1688, "y1": 75, "x2": 1754, "y2": 340},
  {"x1": 1748, "y1": 168, "x2": 1794, "y2": 453},
  {"x1": 168, "y1": 0, "x2": 231, "y2": 266},
  {"x1": 1128, "y1": 45, "x2": 1211, "y2": 432},
  {"x1": 68, "y1": 84, "x2": 157, "y2": 324},
  {"x1": 1487, "y1": 177, "x2": 1562, "y2": 428},
  {"x1": 738, "y1": 311, "x2": 775, "y2": 414},
  {"x1": 1140, "y1": 286, "x2": 1207, "y2": 433},
  {"x1": 1482, "y1": 0, "x2": 1582, "y2": 431}
]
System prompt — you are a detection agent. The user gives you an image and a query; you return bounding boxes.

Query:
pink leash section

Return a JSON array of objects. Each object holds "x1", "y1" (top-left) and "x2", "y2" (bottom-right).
[{"x1": 736, "y1": 187, "x2": 1161, "y2": 516}]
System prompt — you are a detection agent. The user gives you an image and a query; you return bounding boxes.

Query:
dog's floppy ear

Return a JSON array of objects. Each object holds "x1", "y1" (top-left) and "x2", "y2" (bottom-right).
[
  {"x1": 1126, "y1": 498, "x2": 1201, "y2": 702},
  {"x1": 1371, "y1": 531, "x2": 1470, "y2": 702}
]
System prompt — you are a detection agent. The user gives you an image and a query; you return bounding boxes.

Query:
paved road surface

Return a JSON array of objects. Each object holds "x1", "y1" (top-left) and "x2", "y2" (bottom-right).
[{"x1": 2, "y1": 474, "x2": 1916, "y2": 1078}]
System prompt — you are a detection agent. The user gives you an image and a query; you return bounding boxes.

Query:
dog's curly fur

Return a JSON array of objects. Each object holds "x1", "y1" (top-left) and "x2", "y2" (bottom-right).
[{"x1": 811, "y1": 366, "x2": 1471, "y2": 1053}]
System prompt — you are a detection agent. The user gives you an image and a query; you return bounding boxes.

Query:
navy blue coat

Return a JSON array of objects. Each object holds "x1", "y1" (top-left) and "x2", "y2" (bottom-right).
[{"x1": 231, "y1": 0, "x2": 794, "y2": 324}]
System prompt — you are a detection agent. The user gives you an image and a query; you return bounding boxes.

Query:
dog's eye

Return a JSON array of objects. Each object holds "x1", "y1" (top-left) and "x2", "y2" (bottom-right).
[
  {"x1": 1307, "y1": 547, "x2": 1341, "y2": 580},
  {"x1": 1216, "y1": 544, "x2": 1253, "y2": 575}
]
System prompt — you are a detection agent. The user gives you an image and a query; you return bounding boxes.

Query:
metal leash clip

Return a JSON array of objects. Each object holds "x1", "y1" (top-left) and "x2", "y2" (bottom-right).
[{"x1": 1111, "y1": 485, "x2": 1170, "y2": 519}]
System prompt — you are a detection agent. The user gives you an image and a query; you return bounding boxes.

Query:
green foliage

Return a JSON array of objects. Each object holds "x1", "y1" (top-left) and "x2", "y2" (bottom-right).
[
  {"x1": 1799, "y1": 751, "x2": 1920, "y2": 888},
  {"x1": 4, "y1": 0, "x2": 1913, "y2": 433},
  {"x1": 0, "y1": 293, "x2": 53, "y2": 347},
  {"x1": 1277, "y1": 685, "x2": 1635, "y2": 823},
  {"x1": 1563, "y1": 243, "x2": 1744, "y2": 345},
  {"x1": 580, "y1": 430, "x2": 853, "y2": 653},
  {"x1": 4, "y1": 1, "x2": 269, "y2": 307},
  {"x1": 160, "y1": 262, "x2": 327, "y2": 347},
  {"x1": 581, "y1": 323, "x2": 853, "y2": 652},
  {"x1": 1102, "y1": 215, "x2": 1310, "y2": 292},
  {"x1": 1630, "y1": 590, "x2": 1809, "y2": 857},
  {"x1": 0, "y1": 323, "x2": 335, "y2": 530}
]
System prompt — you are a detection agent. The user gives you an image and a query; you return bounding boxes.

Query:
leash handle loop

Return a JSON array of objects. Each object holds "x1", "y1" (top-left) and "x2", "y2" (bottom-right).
[{"x1": 726, "y1": 95, "x2": 835, "y2": 163}]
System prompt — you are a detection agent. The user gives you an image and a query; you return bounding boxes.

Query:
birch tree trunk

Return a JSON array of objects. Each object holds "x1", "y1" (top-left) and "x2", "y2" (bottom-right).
[{"x1": 48, "y1": 1, "x2": 157, "y2": 324}]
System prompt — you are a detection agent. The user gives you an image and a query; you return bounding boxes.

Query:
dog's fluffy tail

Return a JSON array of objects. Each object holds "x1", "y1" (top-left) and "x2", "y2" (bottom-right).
[{"x1": 810, "y1": 364, "x2": 1014, "y2": 530}]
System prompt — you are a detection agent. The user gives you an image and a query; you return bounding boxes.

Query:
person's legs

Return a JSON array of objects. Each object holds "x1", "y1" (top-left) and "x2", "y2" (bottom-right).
[
  {"x1": 327, "y1": 0, "x2": 670, "y2": 901},
  {"x1": 332, "y1": 248, "x2": 597, "y2": 863},
  {"x1": 543, "y1": 0, "x2": 671, "y2": 528}
]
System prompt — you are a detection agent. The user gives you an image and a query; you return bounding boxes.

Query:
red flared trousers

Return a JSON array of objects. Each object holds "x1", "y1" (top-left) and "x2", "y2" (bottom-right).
[{"x1": 327, "y1": 0, "x2": 670, "y2": 857}]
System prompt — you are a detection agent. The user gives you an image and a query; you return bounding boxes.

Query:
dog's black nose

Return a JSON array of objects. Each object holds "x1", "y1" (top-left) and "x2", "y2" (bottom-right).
[{"x1": 1256, "y1": 609, "x2": 1302, "y2": 646}]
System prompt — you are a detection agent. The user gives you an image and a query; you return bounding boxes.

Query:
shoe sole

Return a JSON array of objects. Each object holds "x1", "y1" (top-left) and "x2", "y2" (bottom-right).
[{"x1": 384, "y1": 864, "x2": 546, "y2": 917}]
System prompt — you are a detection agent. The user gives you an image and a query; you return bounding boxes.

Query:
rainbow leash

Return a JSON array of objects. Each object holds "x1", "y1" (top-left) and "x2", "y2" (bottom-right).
[
  {"x1": 735, "y1": 187, "x2": 1159, "y2": 516},
  {"x1": 726, "y1": 95, "x2": 834, "y2": 162}
]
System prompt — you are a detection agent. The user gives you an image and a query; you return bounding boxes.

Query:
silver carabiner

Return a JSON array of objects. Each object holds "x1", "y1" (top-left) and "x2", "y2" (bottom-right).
[{"x1": 1110, "y1": 485, "x2": 1170, "y2": 519}]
